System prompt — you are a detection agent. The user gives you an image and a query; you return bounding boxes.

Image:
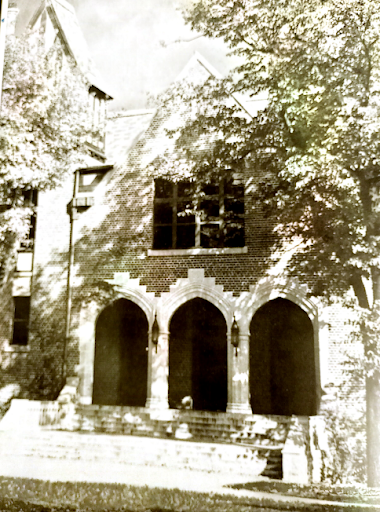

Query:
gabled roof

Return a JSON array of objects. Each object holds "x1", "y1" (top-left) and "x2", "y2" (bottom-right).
[
  {"x1": 176, "y1": 51, "x2": 266, "y2": 118},
  {"x1": 106, "y1": 110, "x2": 156, "y2": 165},
  {"x1": 175, "y1": 51, "x2": 225, "y2": 83},
  {"x1": 104, "y1": 54, "x2": 259, "y2": 168},
  {"x1": 96, "y1": 53, "x2": 264, "y2": 169},
  {"x1": 30, "y1": 0, "x2": 112, "y2": 98}
]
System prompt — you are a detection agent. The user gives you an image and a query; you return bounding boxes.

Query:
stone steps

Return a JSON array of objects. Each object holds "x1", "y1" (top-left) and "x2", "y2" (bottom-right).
[
  {"x1": 0, "y1": 430, "x2": 269, "y2": 476},
  {"x1": 0, "y1": 401, "x2": 289, "y2": 480},
  {"x1": 73, "y1": 406, "x2": 288, "y2": 479},
  {"x1": 77, "y1": 406, "x2": 289, "y2": 444},
  {"x1": 1, "y1": 400, "x2": 325, "y2": 484},
  {"x1": 260, "y1": 450, "x2": 283, "y2": 480}
]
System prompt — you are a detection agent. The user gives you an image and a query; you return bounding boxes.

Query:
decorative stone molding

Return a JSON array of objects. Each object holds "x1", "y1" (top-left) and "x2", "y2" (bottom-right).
[
  {"x1": 160, "y1": 269, "x2": 234, "y2": 331},
  {"x1": 76, "y1": 269, "x2": 321, "y2": 414},
  {"x1": 77, "y1": 272, "x2": 157, "y2": 403},
  {"x1": 249, "y1": 275, "x2": 317, "y2": 319},
  {"x1": 105, "y1": 272, "x2": 157, "y2": 326},
  {"x1": 246, "y1": 275, "x2": 321, "y2": 412}
]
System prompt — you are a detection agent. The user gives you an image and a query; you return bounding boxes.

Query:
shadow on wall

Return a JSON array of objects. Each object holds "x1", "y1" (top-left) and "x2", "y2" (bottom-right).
[
  {"x1": 1, "y1": 266, "x2": 70, "y2": 400},
  {"x1": 21, "y1": 107, "x2": 283, "y2": 398},
  {"x1": 67, "y1": 112, "x2": 281, "y2": 301}
]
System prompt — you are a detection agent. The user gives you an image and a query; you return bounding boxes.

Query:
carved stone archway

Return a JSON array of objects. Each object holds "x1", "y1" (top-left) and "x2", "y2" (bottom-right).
[
  {"x1": 244, "y1": 276, "x2": 321, "y2": 415},
  {"x1": 93, "y1": 298, "x2": 149, "y2": 406},
  {"x1": 77, "y1": 273, "x2": 156, "y2": 405},
  {"x1": 160, "y1": 269, "x2": 233, "y2": 333}
]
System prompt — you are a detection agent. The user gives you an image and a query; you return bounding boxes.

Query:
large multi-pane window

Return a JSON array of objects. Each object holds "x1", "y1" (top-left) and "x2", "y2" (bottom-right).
[{"x1": 153, "y1": 174, "x2": 244, "y2": 249}]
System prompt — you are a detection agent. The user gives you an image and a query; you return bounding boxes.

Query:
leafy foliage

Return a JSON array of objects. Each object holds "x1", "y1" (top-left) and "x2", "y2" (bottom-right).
[
  {"x1": 152, "y1": 0, "x2": 380, "y2": 306},
  {"x1": 345, "y1": 302, "x2": 380, "y2": 379},
  {"x1": 151, "y1": 0, "x2": 380, "y2": 484},
  {"x1": 322, "y1": 408, "x2": 367, "y2": 485},
  {"x1": 0, "y1": 383, "x2": 20, "y2": 419},
  {"x1": 0, "y1": 31, "x2": 90, "y2": 276}
]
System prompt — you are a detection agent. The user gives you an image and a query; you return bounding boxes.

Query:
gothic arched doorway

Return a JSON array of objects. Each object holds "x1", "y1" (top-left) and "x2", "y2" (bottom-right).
[
  {"x1": 169, "y1": 298, "x2": 227, "y2": 412},
  {"x1": 93, "y1": 299, "x2": 148, "y2": 406},
  {"x1": 250, "y1": 298, "x2": 317, "y2": 416}
]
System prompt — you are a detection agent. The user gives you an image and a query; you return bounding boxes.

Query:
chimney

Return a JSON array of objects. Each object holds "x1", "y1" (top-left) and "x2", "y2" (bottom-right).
[{"x1": 7, "y1": 1, "x2": 19, "y2": 36}]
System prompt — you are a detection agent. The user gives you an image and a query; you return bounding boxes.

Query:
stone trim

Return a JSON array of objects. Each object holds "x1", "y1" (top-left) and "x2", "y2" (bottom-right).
[
  {"x1": 148, "y1": 247, "x2": 248, "y2": 257},
  {"x1": 160, "y1": 269, "x2": 234, "y2": 332},
  {"x1": 76, "y1": 269, "x2": 321, "y2": 414},
  {"x1": 248, "y1": 276, "x2": 318, "y2": 321},
  {"x1": 105, "y1": 272, "x2": 157, "y2": 326}
]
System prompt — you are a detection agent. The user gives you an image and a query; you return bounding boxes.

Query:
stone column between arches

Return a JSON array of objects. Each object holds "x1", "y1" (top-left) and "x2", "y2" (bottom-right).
[
  {"x1": 76, "y1": 273, "x2": 319, "y2": 415},
  {"x1": 227, "y1": 329, "x2": 252, "y2": 414},
  {"x1": 146, "y1": 331, "x2": 169, "y2": 409},
  {"x1": 76, "y1": 300, "x2": 100, "y2": 404},
  {"x1": 76, "y1": 298, "x2": 253, "y2": 412}
]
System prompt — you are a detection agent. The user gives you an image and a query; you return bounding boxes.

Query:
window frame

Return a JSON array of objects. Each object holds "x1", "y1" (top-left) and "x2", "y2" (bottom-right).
[
  {"x1": 153, "y1": 173, "x2": 244, "y2": 250},
  {"x1": 11, "y1": 296, "x2": 31, "y2": 347},
  {"x1": 19, "y1": 190, "x2": 38, "y2": 252}
]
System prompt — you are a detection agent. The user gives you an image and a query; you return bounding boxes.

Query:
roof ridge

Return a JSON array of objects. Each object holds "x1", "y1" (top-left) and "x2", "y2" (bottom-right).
[
  {"x1": 174, "y1": 51, "x2": 253, "y2": 119},
  {"x1": 174, "y1": 51, "x2": 223, "y2": 83},
  {"x1": 109, "y1": 109, "x2": 156, "y2": 119}
]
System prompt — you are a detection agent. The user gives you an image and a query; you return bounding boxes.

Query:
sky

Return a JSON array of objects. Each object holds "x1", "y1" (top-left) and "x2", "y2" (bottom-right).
[{"x1": 14, "y1": 0, "x2": 238, "y2": 112}]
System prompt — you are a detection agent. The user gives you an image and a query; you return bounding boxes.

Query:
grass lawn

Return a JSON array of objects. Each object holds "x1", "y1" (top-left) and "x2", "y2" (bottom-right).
[
  {"x1": 0, "y1": 478, "x2": 272, "y2": 512},
  {"x1": 0, "y1": 477, "x2": 379, "y2": 512},
  {"x1": 230, "y1": 481, "x2": 380, "y2": 506}
]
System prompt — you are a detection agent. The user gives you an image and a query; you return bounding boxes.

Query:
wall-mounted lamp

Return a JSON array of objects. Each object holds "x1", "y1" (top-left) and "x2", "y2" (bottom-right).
[
  {"x1": 152, "y1": 313, "x2": 159, "y2": 353},
  {"x1": 231, "y1": 314, "x2": 240, "y2": 356}
]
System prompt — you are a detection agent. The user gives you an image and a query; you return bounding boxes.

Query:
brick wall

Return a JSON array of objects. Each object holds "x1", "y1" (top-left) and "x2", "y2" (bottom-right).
[
  {"x1": 0, "y1": 174, "x2": 74, "y2": 395},
  {"x1": 0, "y1": 66, "x2": 365, "y2": 410},
  {"x1": 71, "y1": 110, "x2": 280, "y2": 297}
]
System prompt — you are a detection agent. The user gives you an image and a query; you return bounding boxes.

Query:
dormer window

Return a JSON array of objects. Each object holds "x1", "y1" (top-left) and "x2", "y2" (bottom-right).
[{"x1": 153, "y1": 174, "x2": 244, "y2": 250}]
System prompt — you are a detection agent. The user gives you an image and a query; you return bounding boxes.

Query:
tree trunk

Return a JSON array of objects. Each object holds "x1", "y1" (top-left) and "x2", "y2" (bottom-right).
[
  {"x1": 366, "y1": 372, "x2": 380, "y2": 487},
  {"x1": 351, "y1": 274, "x2": 370, "y2": 309},
  {"x1": 367, "y1": 268, "x2": 380, "y2": 486},
  {"x1": 352, "y1": 270, "x2": 380, "y2": 486}
]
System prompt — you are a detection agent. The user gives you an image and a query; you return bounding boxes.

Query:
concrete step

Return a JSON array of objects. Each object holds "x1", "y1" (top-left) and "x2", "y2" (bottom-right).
[
  {"x1": 0, "y1": 431, "x2": 268, "y2": 476},
  {"x1": 77, "y1": 406, "x2": 289, "y2": 448},
  {"x1": 0, "y1": 401, "x2": 284, "y2": 480}
]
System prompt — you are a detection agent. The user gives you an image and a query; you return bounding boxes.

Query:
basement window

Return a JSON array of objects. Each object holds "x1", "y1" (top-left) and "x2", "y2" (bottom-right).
[
  {"x1": 12, "y1": 296, "x2": 30, "y2": 346},
  {"x1": 153, "y1": 174, "x2": 244, "y2": 250}
]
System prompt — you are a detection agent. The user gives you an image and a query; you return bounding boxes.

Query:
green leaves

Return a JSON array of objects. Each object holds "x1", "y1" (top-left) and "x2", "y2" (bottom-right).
[
  {"x1": 0, "y1": 32, "x2": 91, "y2": 278},
  {"x1": 1, "y1": 34, "x2": 90, "y2": 192},
  {"x1": 154, "y1": 0, "x2": 380, "y2": 303}
]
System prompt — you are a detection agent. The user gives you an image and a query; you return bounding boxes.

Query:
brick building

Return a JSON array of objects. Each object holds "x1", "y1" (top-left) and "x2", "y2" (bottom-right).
[{"x1": 0, "y1": 0, "x2": 364, "y2": 482}]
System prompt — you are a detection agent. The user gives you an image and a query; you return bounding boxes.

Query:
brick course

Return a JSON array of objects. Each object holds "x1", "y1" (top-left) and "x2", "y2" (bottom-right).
[{"x1": 0, "y1": 46, "x2": 365, "y2": 415}]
